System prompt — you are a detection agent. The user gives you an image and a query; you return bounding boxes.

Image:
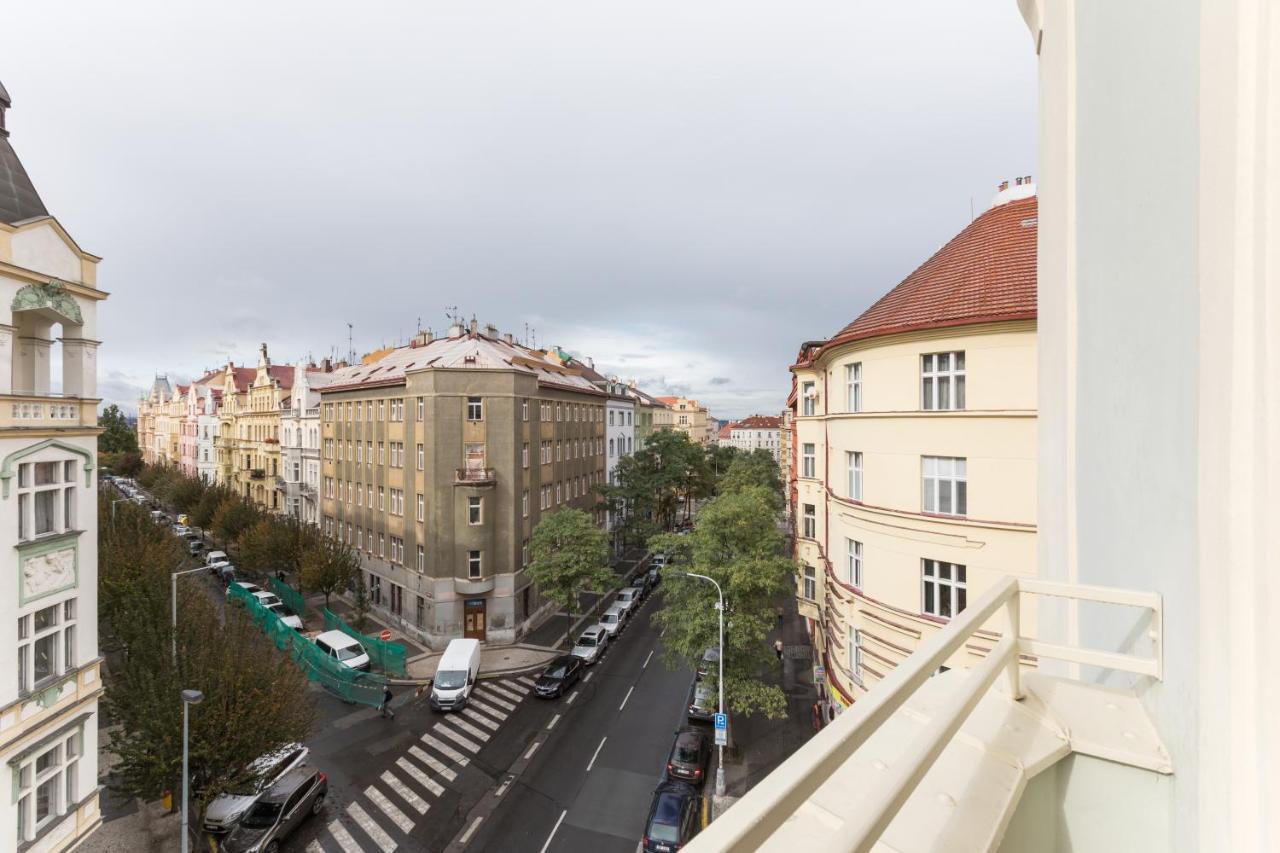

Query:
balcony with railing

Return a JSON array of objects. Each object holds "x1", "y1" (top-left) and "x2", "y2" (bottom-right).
[
  {"x1": 686, "y1": 576, "x2": 1167, "y2": 853},
  {"x1": 1, "y1": 395, "x2": 99, "y2": 430},
  {"x1": 455, "y1": 467, "x2": 497, "y2": 485}
]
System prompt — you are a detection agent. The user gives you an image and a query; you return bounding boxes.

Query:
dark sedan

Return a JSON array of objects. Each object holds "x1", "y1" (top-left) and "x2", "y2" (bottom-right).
[
  {"x1": 642, "y1": 780, "x2": 701, "y2": 852},
  {"x1": 666, "y1": 726, "x2": 711, "y2": 785},
  {"x1": 533, "y1": 654, "x2": 584, "y2": 699},
  {"x1": 222, "y1": 766, "x2": 327, "y2": 853}
]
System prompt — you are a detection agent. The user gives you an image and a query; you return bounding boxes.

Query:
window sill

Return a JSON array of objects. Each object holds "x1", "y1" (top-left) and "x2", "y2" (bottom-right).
[{"x1": 15, "y1": 529, "x2": 83, "y2": 552}]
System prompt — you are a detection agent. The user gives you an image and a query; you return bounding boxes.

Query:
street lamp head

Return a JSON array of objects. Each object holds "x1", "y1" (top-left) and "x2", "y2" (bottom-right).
[{"x1": 181, "y1": 689, "x2": 204, "y2": 705}]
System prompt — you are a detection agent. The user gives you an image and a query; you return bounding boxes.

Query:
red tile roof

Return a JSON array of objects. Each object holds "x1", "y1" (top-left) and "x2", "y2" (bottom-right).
[
  {"x1": 718, "y1": 423, "x2": 736, "y2": 439},
  {"x1": 821, "y1": 195, "x2": 1037, "y2": 355},
  {"x1": 736, "y1": 415, "x2": 781, "y2": 429}
]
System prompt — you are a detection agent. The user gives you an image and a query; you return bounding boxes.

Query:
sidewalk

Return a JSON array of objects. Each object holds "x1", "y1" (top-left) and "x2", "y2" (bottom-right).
[
  {"x1": 711, "y1": 591, "x2": 818, "y2": 819},
  {"x1": 404, "y1": 643, "x2": 561, "y2": 681},
  {"x1": 521, "y1": 548, "x2": 649, "y2": 649}
]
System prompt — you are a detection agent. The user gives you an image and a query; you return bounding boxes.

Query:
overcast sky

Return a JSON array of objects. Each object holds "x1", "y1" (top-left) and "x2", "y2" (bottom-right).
[{"x1": 7, "y1": 1, "x2": 1035, "y2": 420}]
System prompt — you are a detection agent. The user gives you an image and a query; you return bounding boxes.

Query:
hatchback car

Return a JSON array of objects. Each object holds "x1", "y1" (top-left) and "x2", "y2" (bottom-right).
[
  {"x1": 221, "y1": 766, "x2": 327, "y2": 853},
  {"x1": 571, "y1": 625, "x2": 609, "y2": 665},
  {"x1": 629, "y1": 573, "x2": 652, "y2": 599},
  {"x1": 647, "y1": 565, "x2": 662, "y2": 587},
  {"x1": 614, "y1": 588, "x2": 641, "y2": 618},
  {"x1": 598, "y1": 604, "x2": 627, "y2": 639},
  {"x1": 314, "y1": 630, "x2": 371, "y2": 671},
  {"x1": 534, "y1": 655, "x2": 585, "y2": 699},
  {"x1": 667, "y1": 726, "x2": 712, "y2": 785},
  {"x1": 642, "y1": 780, "x2": 701, "y2": 853},
  {"x1": 203, "y1": 744, "x2": 310, "y2": 834}
]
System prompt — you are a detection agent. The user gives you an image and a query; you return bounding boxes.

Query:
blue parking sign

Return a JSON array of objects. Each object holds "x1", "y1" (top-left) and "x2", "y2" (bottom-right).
[{"x1": 713, "y1": 713, "x2": 727, "y2": 730}]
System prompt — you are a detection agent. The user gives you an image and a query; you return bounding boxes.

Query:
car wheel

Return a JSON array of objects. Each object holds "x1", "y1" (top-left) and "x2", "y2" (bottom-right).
[{"x1": 312, "y1": 795, "x2": 325, "y2": 816}]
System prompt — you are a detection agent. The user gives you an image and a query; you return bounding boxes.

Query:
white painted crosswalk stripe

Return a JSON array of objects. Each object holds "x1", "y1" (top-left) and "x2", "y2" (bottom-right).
[
  {"x1": 365, "y1": 785, "x2": 414, "y2": 833},
  {"x1": 407, "y1": 744, "x2": 457, "y2": 783},
  {"x1": 381, "y1": 770, "x2": 431, "y2": 814},
  {"x1": 444, "y1": 713, "x2": 491, "y2": 743},
  {"x1": 346, "y1": 801, "x2": 396, "y2": 851},
  {"x1": 516, "y1": 675, "x2": 537, "y2": 688},
  {"x1": 306, "y1": 842, "x2": 325, "y2": 853},
  {"x1": 324, "y1": 819, "x2": 364, "y2": 853},
  {"x1": 468, "y1": 693, "x2": 510, "y2": 719},
  {"x1": 475, "y1": 690, "x2": 517, "y2": 713},
  {"x1": 461, "y1": 705, "x2": 501, "y2": 730},
  {"x1": 421, "y1": 732, "x2": 471, "y2": 766},
  {"x1": 435, "y1": 720, "x2": 482, "y2": 753},
  {"x1": 486, "y1": 682, "x2": 525, "y2": 703}
]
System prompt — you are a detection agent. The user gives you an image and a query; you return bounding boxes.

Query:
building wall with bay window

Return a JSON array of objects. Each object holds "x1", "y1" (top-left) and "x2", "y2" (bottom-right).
[{"x1": 791, "y1": 320, "x2": 1037, "y2": 713}]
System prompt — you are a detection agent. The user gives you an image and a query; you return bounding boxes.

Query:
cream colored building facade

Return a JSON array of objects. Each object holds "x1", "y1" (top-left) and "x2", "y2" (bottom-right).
[
  {"x1": 215, "y1": 347, "x2": 293, "y2": 511},
  {"x1": 0, "y1": 79, "x2": 106, "y2": 853},
  {"x1": 792, "y1": 189, "x2": 1038, "y2": 711},
  {"x1": 657, "y1": 396, "x2": 715, "y2": 445}
]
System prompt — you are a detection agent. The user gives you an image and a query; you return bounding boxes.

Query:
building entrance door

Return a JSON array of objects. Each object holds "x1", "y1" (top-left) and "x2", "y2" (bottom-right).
[{"x1": 463, "y1": 598, "x2": 487, "y2": 641}]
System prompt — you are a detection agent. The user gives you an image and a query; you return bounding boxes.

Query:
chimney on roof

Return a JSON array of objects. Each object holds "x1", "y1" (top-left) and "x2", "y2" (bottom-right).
[
  {"x1": 585, "y1": 357, "x2": 594, "y2": 369},
  {"x1": 991, "y1": 175, "x2": 1036, "y2": 208},
  {"x1": 412, "y1": 329, "x2": 434, "y2": 347},
  {"x1": 484, "y1": 323, "x2": 498, "y2": 338},
  {"x1": 503, "y1": 332, "x2": 514, "y2": 345},
  {"x1": 448, "y1": 322, "x2": 463, "y2": 339},
  {"x1": 469, "y1": 316, "x2": 477, "y2": 334},
  {"x1": 0, "y1": 79, "x2": 9, "y2": 138}
]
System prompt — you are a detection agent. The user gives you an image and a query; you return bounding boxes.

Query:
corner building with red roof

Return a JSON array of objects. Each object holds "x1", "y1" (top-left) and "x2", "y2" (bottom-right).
[{"x1": 791, "y1": 181, "x2": 1039, "y2": 714}]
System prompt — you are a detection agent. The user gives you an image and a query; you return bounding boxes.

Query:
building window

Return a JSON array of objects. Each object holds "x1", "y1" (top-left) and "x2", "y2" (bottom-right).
[
  {"x1": 417, "y1": 494, "x2": 425, "y2": 522},
  {"x1": 846, "y1": 362, "x2": 862, "y2": 412},
  {"x1": 522, "y1": 399, "x2": 529, "y2": 421},
  {"x1": 16, "y1": 460, "x2": 78, "y2": 541},
  {"x1": 468, "y1": 496, "x2": 482, "y2": 525},
  {"x1": 417, "y1": 397, "x2": 425, "y2": 420},
  {"x1": 801, "y1": 444, "x2": 816, "y2": 478},
  {"x1": 417, "y1": 546, "x2": 425, "y2": 572},
  {"x1": 417, "y1": 444, "x2": 424, "y2": 470},
  {"x1": 922, "y1": 559, "x2": 966, "y2": 618},
  {"x1": 17, "y1": 598, "x2": 77, "y2": 694},
  {"x1": 851, "y1": 629, "x2": 864, "y2": 685},
  {"x1": 847, "y1": 451, "x2": 863, "y2": 501},
  {"x1": 15, "y1": 729, "x2": 82, "y2": 844},
  {"x1": 802, "y1": 564, "x2": 816, "y2": 600},
  {"x1": 522, "y1": 539, "x2": 529, "y2": 568},
  {"x1": 522, "y1": 490, "x2": 529, "y2": 517},
  {"x1": 846, "y1": 538, "x2": 863, "y2": 588},
  {"x1": 802, "y1": 504, "x2": 816, "y2": 539},
  {"x1": 416, "y1": 595, "x2": 426, "y2": 629},
  {"x1": 921, "y1": 352, "x2": 965, "y2": 410},
  {"x1": 467, "y1": 397, "x2": 483, "y2": 421},
  {"x1": 801, "y1": 381, "x2": 816, "y2": 416},
  {"x1": 468, "y1": 550, "x2": 482, "y2": 579},
  {"x1": 922, "y1": 456, "x2": 967, "y2": 516},
  {"x1": 522, "y1": 443, "x2": 529, "y2": 468}
]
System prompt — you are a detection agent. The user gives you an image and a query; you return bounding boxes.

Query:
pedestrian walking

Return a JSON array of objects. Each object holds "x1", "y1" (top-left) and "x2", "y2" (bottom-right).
[
  {"x1": 379, "y1": 685, "x2": 395, "y2": 719},
  {"x1": 774, "y1": 639, "x2": 784, "y2": 661}
]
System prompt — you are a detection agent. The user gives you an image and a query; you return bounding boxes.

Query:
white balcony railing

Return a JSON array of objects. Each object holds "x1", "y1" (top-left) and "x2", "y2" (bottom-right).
[{"x1": 687, "y1": 575, "x2": 1163, "y2": 853}]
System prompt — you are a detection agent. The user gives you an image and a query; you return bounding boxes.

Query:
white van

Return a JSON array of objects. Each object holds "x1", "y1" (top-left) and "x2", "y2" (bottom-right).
[
  {"x1": 314, "y1": 630, "x2": 371, "y2": 672},
  {"x1": 430, "y1": 638, "x2": 481, "y2": 712}
]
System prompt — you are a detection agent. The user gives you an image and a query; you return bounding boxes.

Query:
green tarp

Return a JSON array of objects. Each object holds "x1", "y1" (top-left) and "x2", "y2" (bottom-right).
[
  {"x1": 268, "y1": 577, "x2": 306, "y2": 619},
  {"x1": 322, "y1": 608, "x2": 408, "y2": 677}
]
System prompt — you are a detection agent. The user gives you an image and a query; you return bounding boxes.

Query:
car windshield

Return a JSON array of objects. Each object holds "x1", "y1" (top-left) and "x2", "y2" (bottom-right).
[
  {"x1": 675, "y1": 740, "x2": 700, "y2": 762},
  {"x1": 649, "y1": 797, "x2": 683, "y2": 841},
  {"x1": 546, "y1": 664, "x2": 569, "y2": 679},
  {"x1": 436, "y1": 670, "x2": 467, "y2": 690},
  {"x1": 334, "y1": 644, "x2": 363, "y2": 661},
  {"x1": 575, "y1": 635, "x2": 596, "y2": 647},
  {"x1": 239, "y1": 799, "x2": 283, "y2": 828},
  {"x1": 602, "y1": 614, "x2": 617, "y2": 624}
]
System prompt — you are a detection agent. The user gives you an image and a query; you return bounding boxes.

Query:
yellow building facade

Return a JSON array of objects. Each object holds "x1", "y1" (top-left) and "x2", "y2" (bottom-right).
[
  {"x1": 217, "y1": 345, "x2": 292, "y2": 511},
  {"x1": 792, "y1": 187, "x2": 1038, "y2": 712}
]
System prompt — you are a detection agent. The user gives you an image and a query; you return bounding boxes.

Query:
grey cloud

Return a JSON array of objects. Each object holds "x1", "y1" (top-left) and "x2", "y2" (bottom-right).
[{"x1": 709, "y1": 377, "x2": 731, "y2": 386}]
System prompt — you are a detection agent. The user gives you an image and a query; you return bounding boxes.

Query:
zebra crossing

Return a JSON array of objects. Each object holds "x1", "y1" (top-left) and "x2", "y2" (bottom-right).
[{"x1": 303, "y1": 674, "x2": 538, "y2": 853}]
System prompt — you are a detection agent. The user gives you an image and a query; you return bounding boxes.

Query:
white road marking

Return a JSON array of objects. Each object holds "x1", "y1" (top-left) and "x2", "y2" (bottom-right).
[
  {"x1": 643, "y1": 649, "x2": 654, "y2": 668},
  {"x1": 476, "y1": 690, "x2": 517, "y2": 713},
  {"x1": 381, "y1": 770, "x2": 431, "y2": 814},
  {"x1": 566, "y1": 690, "x2": 579, "y2": 705},
  {"x1": 402, "y1": 750, "x2": 449, "y2": 791},
  {"x1": 495, "y1": 777, "x2": 512, "y2": 797},
  {"x1": 435, "y1": 721, "x2": 482, "y2": 753},
  {"x1": 516, "y1": 675, "x2": 537, "y2": 688},
  {"x1": 546, "y1": 713, "x2": 561, "y2": 730},
  {"x1": 324, "y1": 819, "x2": 364, "y2": 853},
  {"x1": 619, "y1": 686, "x2": 635, "y2": 710},
  {"x1": 524, "y1": 740, "x2": 542, "y2": 760},
  {"x1": 420, "y1": 733, "x2": 469, "y2": 768},
  {"x1": 487, "y1": 682, "x2": 525, "y2": 703},
  {"x1": 539, "y1": 810, "x2": 568, "y2": 853},
  {"x1": 586, "y1": 736, "x2": 608, "y2": 772},
  {"x1": 583, "y1": 670, "x2": 594, "y2": 683},
  {"x1": 346, "y1": 801, "x2": 396, "y2": 850},
  {"x1": 469, "y1": 694, "x2": 511, "y2": 720},
  {"x1": 459, "y1": 816, "x2": 484, "y2": 845},
  {"x1": 461, "y1": 705, "x2": 501, "y2": 730},
  {"x1": 306, "y1": 843, "x2": 324, "y2": 853},
  {"x1": 365, "y1": 785, "x2": 414, "y2": 833},
  {"x1": 443, "y1": 713, "x2": 490, "y2": 742}
]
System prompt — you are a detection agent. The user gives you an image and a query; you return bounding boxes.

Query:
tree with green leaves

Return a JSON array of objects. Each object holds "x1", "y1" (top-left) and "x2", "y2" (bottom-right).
[
  {"x1": 651, "y1": 485, "x2": 796, "y2": 718},
  {"x1": 528, "y1": 508, "x2": 615, "y2": 648},
  {"x1": 190, "y1": 485, "x2": 231, "y2": 531},
  {"x1": 98, "y1": 404, "x2": 139, "y2": 454},
  {"x1": 237, "y1": 519, "x2": 297, "y2": 577},
  {"x1": 300, "y1": 535, "x2": 361, "y2": 608},
  {"x1": 719, "y1": 448, "x2": 784, "y2": 510},
  {"x1": 350, "y1": 570, "x2": 371, "y2": 632},
  {"x1": 598, "y1": 428, "x2": 709, "y2": 542},
  {"x1": 211, "y1": 497, "x2": 259, "y2": 546}
]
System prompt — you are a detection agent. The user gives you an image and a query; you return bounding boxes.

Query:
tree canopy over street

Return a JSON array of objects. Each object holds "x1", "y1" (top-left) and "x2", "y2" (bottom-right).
[
  {"x1": 528, "y1": 508, "x2": 615, "y2": 647},
  {"x1": 599, "y1": 429, "x2": 719, "y2": 547}
]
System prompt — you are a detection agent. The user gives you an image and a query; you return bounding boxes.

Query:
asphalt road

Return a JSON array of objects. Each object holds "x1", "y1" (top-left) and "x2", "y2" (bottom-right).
[{"x1": 463, "y1": 590, "x2": 697, "y2": 853}]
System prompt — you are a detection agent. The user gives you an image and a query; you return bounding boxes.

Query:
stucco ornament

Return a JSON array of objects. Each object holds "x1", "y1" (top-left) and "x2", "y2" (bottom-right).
[
  {"x1": 22, "y1": 548, "x2": 76, "y2": 598},
  {"x1": 11, "y1": 281, "x2": 83, "y2": 325}
]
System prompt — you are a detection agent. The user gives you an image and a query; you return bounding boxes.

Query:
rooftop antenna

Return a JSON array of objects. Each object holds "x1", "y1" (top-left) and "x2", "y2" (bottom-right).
[
  {"x1": 347, "y1": 323, "x2": 354, "y2": 364},
  {"x1": 445, "y1": 305, "x2": 459, "y2": 327},
  {"x1": 524, "y1": 322, "x2": 529, "y2": 346},
  {"x1": 970, "y1": 196, "x2": 975, "y2": 222}
]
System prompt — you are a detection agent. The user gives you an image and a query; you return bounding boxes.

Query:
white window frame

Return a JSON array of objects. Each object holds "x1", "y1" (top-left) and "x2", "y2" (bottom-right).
[
  {"x1": 921, "y1": 559, "x2": 967, "y2": 619},
  {"x1": 467, "y1": 550, "x2": 482, "y2": 579},
  {"x1": 847, "y1": 451, "x2": 863, "y2": 501},
  {"x1": 801, "y1": 443, "x2": 816, "y2": 478},
  {"x1": 802, "y1": 504, "x2": 816, "y2": 539},
  {"x1": 846, "y1": 538, "x2": 863, "y2": 588},
  {"x1": 467, "y1": 397, "x2": 483, "y2": 421},
  {"x1": 16, "y1": 460, "x2": 78, "y2": 542},
  {"x1": 802, "y1": 564, "x2": 816, "y2": 600},
  {"x1": 921, "y1": 351, "x2": 965, "y2": 411},
  {"x1": 922, "y1": 456, "x2": 967, "y2": 516},
  {"x1": 468, "y1": 496, "x2": 482, "y2": 526},
  {"x1": 801, "y1": 381, "x2": 816, "y2": 416},
  {"x1": 846, "y1": 362, "x2": 862, "y2": 413},
  {"x1": 850, "y1": 628, "x2": 864, "y2": 685}
]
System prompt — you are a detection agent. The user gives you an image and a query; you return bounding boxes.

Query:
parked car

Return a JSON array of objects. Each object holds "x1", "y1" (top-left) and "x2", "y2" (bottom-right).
[
  {"x1": 696, "y1": 648, "x2": 719, "y2": 681},
  {"x1": 571, "y1": 625, "x2": 609, "y2": 665},
  {"x1": 188, "y1": 539, "x2": 206, "y2": 556},
  {"x1": 171, "y1": 523, "x2": 190, "y2": 537},
  {"x1": 228, "y1": 581, "x2": 261, "y2": 598},
  {"x1": 314, "y1": 630, "x2": 371, "y2": 672},
  {"x1": 222, "y1": 766, "x2": 327, "y2": 853},
  {"x1": 614, "y1": 587, "x2": 641, "y2": 618},
  {"x1": 598, "y1": 604, "x2": 627, "y2": 639},
  {"x1": 666, "y1": 726, "x2": 712, "y2": 785},
  {"x1": 430, "y1": 638, "x2": 481, "y2": 711},
  {"x1": 650, "y1": 553, "x2": 669, "y2": 569},
  {"x1": 628, "y1": 572, "x2": 652, "y2": 599},
  {"x1": 534, "y1": 655, "x2": 584, "y2": 699},
  {"x1": 202, "y1": 744, "x2": 310, "y2": 834},
  {"x1": 647, "y1": 565, "x2": 662, "y2": 587},
  {"x1": 687, "y1": 679, "x2": 717, "y2": 722},
  {"x1": 206, "y1": 550, "x2": 230, "y2": 566},
  {"x1": 642, "y1": 780, "x2": 701, "y2": 853},
  {"x1": 251, "y1": 590, "x2": 283, "y2": 610},
  {"x1": 266, "y1": 602, "x2": 302, "y2": 630}
]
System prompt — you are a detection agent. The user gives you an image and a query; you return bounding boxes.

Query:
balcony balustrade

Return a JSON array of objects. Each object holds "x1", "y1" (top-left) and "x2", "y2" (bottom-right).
[
  {"x1": 455, "y1": 467, "x2": 497, "y2": 484},
  {"x1": 1, "y1": 394, "x2": 99, "y2": 429}
]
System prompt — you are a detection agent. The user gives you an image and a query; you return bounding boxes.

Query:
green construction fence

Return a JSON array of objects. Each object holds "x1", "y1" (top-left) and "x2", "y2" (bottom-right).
[
  {"x1": 268, "y1": 577, "x2": 306, "y2": 619},
  {"x1": 227, "y1": 582, "x2": 387, "y2": 708},
  {"x1": 322, "y1": 608, "x2": 408, "y2": 678}
]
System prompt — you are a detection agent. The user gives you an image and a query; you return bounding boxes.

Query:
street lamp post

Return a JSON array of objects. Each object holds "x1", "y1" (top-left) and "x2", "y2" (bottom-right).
[
  {"x1": 171, "y1": 566, "x2": 206, "y2": 665},
  {"x1": 180, "y1": 689, "x2": 204, "y2": 853},
  {"x1": 678, "y1": 571, "x2": 727, "y2": 797}
]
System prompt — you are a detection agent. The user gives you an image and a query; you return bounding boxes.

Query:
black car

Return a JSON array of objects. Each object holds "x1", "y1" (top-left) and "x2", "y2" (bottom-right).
[
  {"x1": 666, "y1": 726, "x2": 711, "y2": 786},
  {"x1": 629, "y1": 573, "x2": 652, "y2": 599},
  {"x1": 642, "y1": 780, "x2": 700, "y2": 853},
  {"x1": 534, "y1": 654, "x2": 584, "y2": 699},
  {"x1": 647, "y1": 565, "x2": 661, "y2": 587},
  {"x1": 222, "y1": 766, "x2": 327, "y2": 853}
]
